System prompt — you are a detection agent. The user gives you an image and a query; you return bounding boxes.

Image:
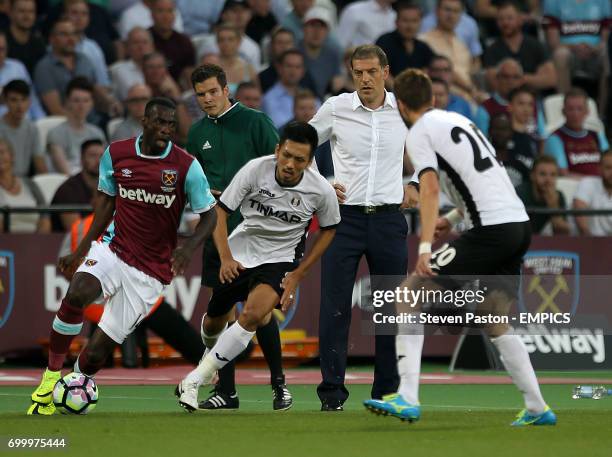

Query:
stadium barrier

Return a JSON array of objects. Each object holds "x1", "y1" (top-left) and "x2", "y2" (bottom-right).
[{"x1": 1, "y1": 206, "x2": 611, "y2": 368}]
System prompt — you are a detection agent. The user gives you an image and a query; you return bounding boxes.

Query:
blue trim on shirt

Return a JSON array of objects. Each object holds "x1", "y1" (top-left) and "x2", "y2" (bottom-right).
[
  {"x1": 135, "y1": 135, "x2": 173, "y2": 159},
  {"x1": 98, "y1": 146, "x2": 116, "y2": 195},
  {"x1": 185, "y1": 160, "x2": 216, "y2": 213}
]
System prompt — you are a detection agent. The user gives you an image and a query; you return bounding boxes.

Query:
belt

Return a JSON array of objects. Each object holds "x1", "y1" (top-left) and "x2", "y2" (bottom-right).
[{"x1": 340, "y1": 204, "x2": 401, "y2": 215}]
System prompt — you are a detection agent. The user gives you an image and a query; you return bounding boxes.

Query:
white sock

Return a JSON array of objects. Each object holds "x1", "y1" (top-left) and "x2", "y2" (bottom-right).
[
  {"x1": 491, "y1": 332, "x2": 546, "y2": 414},
  {"x1": 396, "y1": 333, "x2": 424, "y2": 405},
  {"x1": 185, "y1": 322, "x2": 255, "y2": 386}
]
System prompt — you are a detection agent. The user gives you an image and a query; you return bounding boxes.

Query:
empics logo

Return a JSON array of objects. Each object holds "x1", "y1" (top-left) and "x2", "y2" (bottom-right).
[{"x1": 118, "y1": 184, "x2": 176, "y2": 208}]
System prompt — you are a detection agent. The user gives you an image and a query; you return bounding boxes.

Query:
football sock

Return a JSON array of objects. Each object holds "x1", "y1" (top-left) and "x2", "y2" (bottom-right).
[
  {"x1": 74, "y1": 349, "x2": 106, "y2": 377},
  {"x1": 186, "y1": 322, "x2": 255, "y2": 386},
  {"x1": 490, "y1": 332, "x2": 546, "y2": 414},
  {"x1": 49, "y1": 299, "x2": 84, "y2": 371},
  {"x1": 256, "y1": 317, "x2": 284, "y2": 385},
  {"x1": 396, "y1": 333, "x2": 424, "y2": 405}
]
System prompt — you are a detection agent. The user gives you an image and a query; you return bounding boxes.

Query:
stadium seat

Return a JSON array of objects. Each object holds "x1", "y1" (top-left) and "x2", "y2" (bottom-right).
[
  {"x1": 31, "y1": 173, "x2": 69, "y2": 204},
  {"x1": 35, "y1": 116, "x2": 67, "y2": 150},
  {"x1": 107, "y1": 118, "x2": 123, "y2": 138},
  {"x1": 543, "y1": 94, "x2": 604, "y2": 134}
]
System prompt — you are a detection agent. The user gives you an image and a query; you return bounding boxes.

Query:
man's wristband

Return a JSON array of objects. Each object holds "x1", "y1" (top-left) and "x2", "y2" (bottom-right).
[
  {"x1": 418, "y1": 242, "x2": 432, "y2": 255},
  {"x1": 444, "y1": 209, "x2": 462, "y2": 227}
]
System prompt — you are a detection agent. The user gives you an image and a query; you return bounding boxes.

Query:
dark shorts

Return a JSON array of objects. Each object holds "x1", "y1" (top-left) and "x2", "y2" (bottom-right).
[
  {"x1": 202, "y1": 241, "x2": 222, "y2": 288},
  {"x1": 206, "y1": 262, "x2": 298, "y2": 318},
  {"x1": 429, "y1": 221, "x2": 532, "y2": 297}
]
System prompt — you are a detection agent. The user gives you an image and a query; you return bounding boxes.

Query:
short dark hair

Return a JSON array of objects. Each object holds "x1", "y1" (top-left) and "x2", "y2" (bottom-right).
[
  {"x1": 430, "y1": 77, "x2": 449, "y2": 92},
  {"x1": 81, "y1": 138, "x2": 104, "y2": 155},
  {"x1": 277, "y1": 48, "x2": 304, "y2": 65},
  {"x1": 508, "y1": 85, "x2": 534, "y2": 102},
  {"x1": 394, "y1": 68, "x2": 433, "y2": 111},
  {"x1": 66, "y1": 76, "x2": 94, "y2": 98},
  {"x1": 144, "y1": 97, "x2": 176, "y2": 116},
  {"x1": 294, "y1": 88, "x2": 316, "y2": 104},
  {"x1": 497, "y1": 0, "x2": 521, "y2": 12},
  {"x1": 3, "y1": 79, "x2": 30, "y2": 98},
  {"x1": 271, "y1": 26, "x2": 294, "y2": 41},
  {"x1": 430, "y1": 54, "x2": 452, "y2": 68},
  {"x1": 396, "y1": 1, "x2": 422, "y2": 15},
  {"x1": 215, "y1": 22, "x2": 241, "y2": 38},
  {"x1": 235, "y1": 81, "x2": 258, "y2": 94},
  {"x1": 279, "y1": 121, "x2": 318, "y2": 159},
  {"x1": 564, "y1": 87, "x2": 588, "y2": 104},
  {"x1": 532, "y1": 155, "x2": 558, "y2": 172},
  {"x1": 191, "y1": 63, "x2": 228, "y2": 89},
  {"x1": 350, "y1": 44, "x2": 388, "y2": 69}
]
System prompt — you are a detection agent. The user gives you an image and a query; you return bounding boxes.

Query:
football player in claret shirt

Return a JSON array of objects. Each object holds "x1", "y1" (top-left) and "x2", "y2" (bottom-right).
[{"x1": 28, "y1": 97, "x2": 217, "y2": 415}]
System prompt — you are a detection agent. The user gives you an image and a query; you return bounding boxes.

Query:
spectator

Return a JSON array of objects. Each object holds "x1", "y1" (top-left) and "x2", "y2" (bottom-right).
[
  {"x1": 337, "y1": 0, "x2": 396, "y2": 49},
  {"x1": 0, "y1": 80, "x2": 46, "y2": 177},
  {"x1": 516, "y1": 155, "x2": 570, "y2": 235},
  {"x1": 235, "y1": 81, "x2": 263, "y2": 110},
  {"x1": 283, "y1": 88, "x2": 333, "y2": 177},
  {"x1": 246, "y1": 0, "x2": 278, "y2": 45},
  {"x1": 218, "y1": 0, "x2": 262, "y2": 70},
  {"x1": 473, "y1": 0, "x2": 541, "y2": 40},
  {"x1": 574, "y1": 151, "x2": 612, "y2": 236},
  {"x1": 299, "y1": 7, "x2": 340, "y2": 99},
  {"x1": 176, "y1": 0, "x2": 225, "y2": 36},
  {"x1": 483, "y1": 1, "x2": 557, "y2": 92},
  {"x1": 0, "y1": 31, "x2": 45, "y2": 120},
  {"x1": 477, "y1": 58, "x2": 545, "y2": 137},
  {"x1": 543, "y1": 0, "x2": 610, "y2": 110},
  {"x1": 420, "y1": 0, "x2": 482, "y2": 62},
  {"x1": 50, "y1": 138, "x2": 105, "y2": 232},
  {"x1": 110, "y1": 27, "x2": 155, "y2": 101},
  {"x1": 507, "y1": 85, "x2": 539, "y2": 157},
  {"x1": 544, "y1": 87, "x2": 610, "y2": 176},
  {"x1": 6, "y1": 0, "x2": 46, "y2": 77},
  {"x1": 33, "y1": 18, "x2": 120, "y2": 117},
  {"x1": 420, "y1": 0, "x2": 479, "y2": 100},
  {"x1": 431, "y1": 76, "x2": 472, "y2": 119},
  {"x1": 262, "y1": 49, "x2": 309, "y2": 128},
  {"x1": 65, "y1": 0, "x2": 111, "y2": 89},
  {"x1": 281, "y1": 0, "x2": 315, "y2": 43},
  {"x1": 46, "y1": 77, "x2": 106, "y2": 175},
  {"x1": 150, "y1": 0, "x2": 196, "y2": 84},
  {"x1": 427, "y1": 55, "x2": 472, "y2": 119},
  {"x1": 259, "y1": 26, "x2": 301, "y2": 92},
  {"x1": 111, "y1": 84, "x2": 151, "y2": 141},
  {"x1": 216, "y1": 23, "x2": 259, "y2": 96},
  {"x1": 42, "y1": 0, "x2": 122, "y2": 65},
  {"x1": 329, "y1": 46, "x2": 356, "y2": 96},
  {"x1": 376, "y1": 2, "x2": 434, "y2": 85},
  {"x1": 0, "y1": 138, "x2": 50, "y2": 233},
  {"x1": 141, "y1": 52, "x2": 191, "y2": 142},
  {"x1": 488, "y1": 112, "x2": 531, "y2": 188},
  {"x1": 118, "y1": 0, "x2": 184, "y2": 40}
]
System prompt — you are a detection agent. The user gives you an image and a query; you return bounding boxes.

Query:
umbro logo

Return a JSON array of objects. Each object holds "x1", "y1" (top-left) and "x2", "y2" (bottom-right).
[
  {"x1": 215, "y1": 352, "x2": 229, "y2": 362},
  {"x1": 202, "y1": 141, "x2": 212, "y2": 150},
  {"x1": 121, "y1": 168, "x2": 132, "y2": 177}
]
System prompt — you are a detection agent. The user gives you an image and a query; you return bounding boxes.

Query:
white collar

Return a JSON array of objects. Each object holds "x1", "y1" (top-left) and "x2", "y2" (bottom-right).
[{"x1": 351, "y1": 90, "x2": 396, "y2": 111}]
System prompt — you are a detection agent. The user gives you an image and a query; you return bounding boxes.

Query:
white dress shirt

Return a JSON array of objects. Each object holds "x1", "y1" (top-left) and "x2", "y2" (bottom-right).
[
  {"x1": 309, "y1": 90, "x2": 407, "y2": 206},
  {"x1": 337, "y1": 0, "x2": 396, "y2": 49},
  {"x1": 118, "y1": 1, "x2": 184, "y2": 39}
]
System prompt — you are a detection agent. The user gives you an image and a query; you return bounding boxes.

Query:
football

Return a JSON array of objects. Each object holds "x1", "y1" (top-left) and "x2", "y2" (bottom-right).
[{"x1": 52, "y1": 372, "x2": 99, "y2": 414}]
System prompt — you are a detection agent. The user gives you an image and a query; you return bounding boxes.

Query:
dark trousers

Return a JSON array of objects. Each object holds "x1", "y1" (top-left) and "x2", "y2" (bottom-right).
[{"x1": 317, "y1": 207, "x2": 407, "y2": 404}]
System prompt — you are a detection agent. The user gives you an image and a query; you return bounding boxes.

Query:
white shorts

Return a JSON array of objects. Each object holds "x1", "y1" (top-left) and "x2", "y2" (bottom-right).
[{"x1": 76, "y1": 241, "x2": 164, "y2": 344}]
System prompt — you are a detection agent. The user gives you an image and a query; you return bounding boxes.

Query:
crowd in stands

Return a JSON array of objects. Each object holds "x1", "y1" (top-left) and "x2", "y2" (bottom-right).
[{"x1": 0, "y1": 0, "x2": 610, "y2": 237}]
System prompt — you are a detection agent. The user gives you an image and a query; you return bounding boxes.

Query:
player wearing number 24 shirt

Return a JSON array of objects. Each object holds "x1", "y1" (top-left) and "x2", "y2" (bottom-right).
[{"x1": 363, "y1": 69, "x2": 557, "y2": 427}]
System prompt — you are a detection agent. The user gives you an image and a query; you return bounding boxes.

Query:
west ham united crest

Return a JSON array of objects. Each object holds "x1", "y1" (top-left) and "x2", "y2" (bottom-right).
[
  {"x1": 161, "y1": 169, "x2": 178, "y2": 192},
  {"x1": 519, "y1": 251, "x2": 580, "y2": 316},
  {"x1": 0, "y1": 250, "x2": 15, "y2": 328}
]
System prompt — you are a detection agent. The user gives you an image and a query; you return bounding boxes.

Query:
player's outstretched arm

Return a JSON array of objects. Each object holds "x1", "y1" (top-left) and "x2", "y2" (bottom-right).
[
  {"x1": 212, "y1": 205, "x2": 244, "y2": 284},
  {"x1": 280, "y1": 228, "x2": 336, "y2": 311},
  {"x1": 58, "y1": 191, "x2": 116, "y2": 277},
  {"x1": 171, "y1": 207, "x2": 217, "y2": 276}
]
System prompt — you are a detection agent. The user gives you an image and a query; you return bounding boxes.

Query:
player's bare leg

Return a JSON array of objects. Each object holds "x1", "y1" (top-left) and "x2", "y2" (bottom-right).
[
  {"x1": 74, "y1": 327, "x2": 118, "y2": 377},
  {"x1": 28, "y1": 272, "x2": 102, "y2": 415},
  {"x1": 482, "y1": 291, "x2": 555, "y2": 426},
  {"x1": 178, "y1": 284, "x2": 280, "y2": 412}
]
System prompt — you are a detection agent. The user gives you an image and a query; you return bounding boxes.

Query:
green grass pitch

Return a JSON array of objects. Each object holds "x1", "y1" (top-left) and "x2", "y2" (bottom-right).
[{"x1": 1, "y1": 380, "x2": 611, "y2": 457}]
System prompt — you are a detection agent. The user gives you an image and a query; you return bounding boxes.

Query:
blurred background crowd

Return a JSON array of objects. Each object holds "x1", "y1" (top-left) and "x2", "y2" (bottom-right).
[{"x1": 0, "y1": 0, "x2": 610, "y2": 238}]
